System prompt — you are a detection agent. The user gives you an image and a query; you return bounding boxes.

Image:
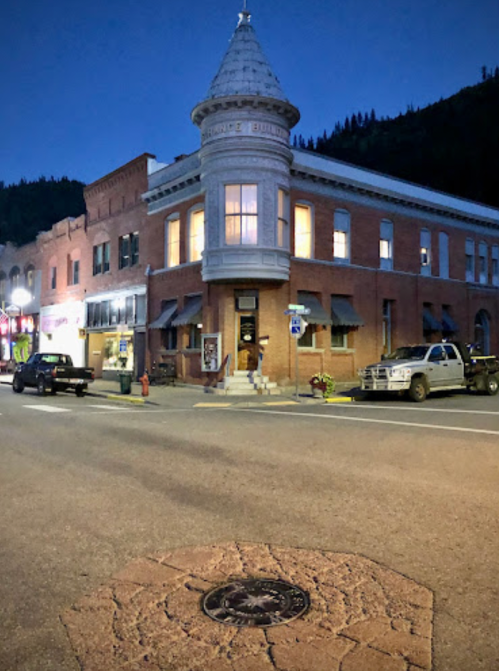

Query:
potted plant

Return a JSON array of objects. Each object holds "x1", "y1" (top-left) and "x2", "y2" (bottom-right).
[{"x1": 309, "y1": 372, "x2": 336, "y2": 398}]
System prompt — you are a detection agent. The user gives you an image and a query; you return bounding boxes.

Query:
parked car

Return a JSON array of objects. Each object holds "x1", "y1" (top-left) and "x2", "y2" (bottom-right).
[
  {"x1": 358, "y1": 342, "x2": 499, "y2": 402},
  {"x1": 12, "y1": 353, "x2": 94, "y2": 397}
]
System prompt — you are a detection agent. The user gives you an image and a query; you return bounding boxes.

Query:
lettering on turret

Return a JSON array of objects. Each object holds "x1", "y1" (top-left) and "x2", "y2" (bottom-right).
[{"x1": 202, "y1": 121, "x2": 289, "y2": 142}]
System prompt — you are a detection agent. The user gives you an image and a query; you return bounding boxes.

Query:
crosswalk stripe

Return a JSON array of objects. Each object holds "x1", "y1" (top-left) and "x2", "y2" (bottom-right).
[
  {"x1": 87, "y1": 405, "x2": 129, "y2": 410},
  {"x1": 22, "y1": 405, "x2": 71, "y2": 413}
]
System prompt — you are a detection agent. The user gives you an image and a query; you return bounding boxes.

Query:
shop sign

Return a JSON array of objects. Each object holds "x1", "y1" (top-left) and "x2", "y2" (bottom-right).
[{"x1": 202, "y1": 333, "x2": 222, "y2": 372}]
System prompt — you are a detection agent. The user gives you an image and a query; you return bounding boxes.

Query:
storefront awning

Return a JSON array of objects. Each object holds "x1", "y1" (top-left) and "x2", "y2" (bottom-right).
[
  {"x1": 297, "y1": 291, "x2": 332, "y2": 325},
  {"x1": 442, "y1": 309, "x2": 459, "y2": 333},
  {"x1": 171, "y1": 296, "x2": 203, "y2": 327},
  {"x1": 423, "y1": 308, "x2": 442, "y2": 332},
  {"x1": 149, "y1": 301, "x2": 177, "y2": 329},
  {"x1": 330, "y1": 297, "x2": 364, "y2": 327}
]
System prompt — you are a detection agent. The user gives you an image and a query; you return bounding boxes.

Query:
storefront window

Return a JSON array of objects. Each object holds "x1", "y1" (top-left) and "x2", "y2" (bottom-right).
[{"x1": 102, "y1": 333, "x2": 134, "y2": 370}]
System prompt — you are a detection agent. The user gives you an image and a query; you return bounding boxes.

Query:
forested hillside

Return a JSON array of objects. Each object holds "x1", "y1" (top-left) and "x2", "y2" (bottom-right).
[
  {"x1": 0, "y1": 177, "x2": 85, "y2": 246},
  {"x1": 294, "y1": 67, "x2": 499, "y2": 208}
]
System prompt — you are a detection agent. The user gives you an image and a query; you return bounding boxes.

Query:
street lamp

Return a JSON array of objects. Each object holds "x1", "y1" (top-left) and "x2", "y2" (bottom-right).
[{"x1": 11, "y1": 288, "x2": 32, "y2": 314}]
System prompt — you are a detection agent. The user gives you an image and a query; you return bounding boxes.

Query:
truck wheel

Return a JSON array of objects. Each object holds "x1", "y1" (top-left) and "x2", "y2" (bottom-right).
[
  {"x1": 37, "y1": 376, "x2": 47, "y2": 396},
  {"x1": 485, "y1": 375, "x2": 499, "y2": 396},
  {"x1": 12, "y1": 375, "x2": 24, "y2": 393},
  {"x1": 75, "y1": 385, "x2": 86, "y2": 398},
  {"x1": 408, "y1": 377, "x2": 427, "y2": 402}
]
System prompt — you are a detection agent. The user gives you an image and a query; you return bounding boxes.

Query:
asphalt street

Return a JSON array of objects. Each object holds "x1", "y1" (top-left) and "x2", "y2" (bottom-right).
[{"x1": 1, "y1": 383, "x2": 498, "y2": 670}]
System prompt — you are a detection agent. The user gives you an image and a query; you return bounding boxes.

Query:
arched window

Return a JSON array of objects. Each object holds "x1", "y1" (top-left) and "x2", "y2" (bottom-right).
[
  {"x1": 165, "y1": 214, "x2": 181, "y2": 268},
  {"x1": 0, "y1": 271, "x2": 6, "y2": 303},
  {"x1": 25, "y1": 264, "x2": 35, "y2": 289},
  {"x1": 474, "y1": 309, "x2": 490, "y2": 355},
  {"x1": 188, "y1": 208, "x2": 204, "y2": 262},
  {"x1": 9, "y1": 266, "x2": 21, "y2": 289}
]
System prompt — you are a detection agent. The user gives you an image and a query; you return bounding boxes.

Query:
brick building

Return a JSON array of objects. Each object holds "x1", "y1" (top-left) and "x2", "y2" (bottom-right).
[
  {"x1": 143, "y1": 8, "x2": 499, "y2": 390},
  {"x1": 1, "y1": 8, "x2": 498, "y2": 390}
]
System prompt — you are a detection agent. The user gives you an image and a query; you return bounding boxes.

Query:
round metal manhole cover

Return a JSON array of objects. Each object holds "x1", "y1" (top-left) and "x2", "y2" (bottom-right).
[{"x1": 201, "y1": 578, "x2": 309, "y2": 627}]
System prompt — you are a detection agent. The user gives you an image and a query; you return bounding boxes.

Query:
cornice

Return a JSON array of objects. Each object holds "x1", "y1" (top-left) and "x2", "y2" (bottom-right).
[{"x1": 191, "y1": 95, "x2": 300, "y2": 128}]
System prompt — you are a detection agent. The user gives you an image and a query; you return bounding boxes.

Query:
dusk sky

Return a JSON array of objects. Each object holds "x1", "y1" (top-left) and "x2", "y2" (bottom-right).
[{"x1": 1, "y1": 0, "x2": 498, "y2": 187}]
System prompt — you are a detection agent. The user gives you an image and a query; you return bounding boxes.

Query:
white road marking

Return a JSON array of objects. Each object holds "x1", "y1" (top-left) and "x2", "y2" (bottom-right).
[
  {"x1": 225, "y1": 408, "x2": 499, "y2": 437},
  {"x1": 332, "y1": 403, "x2": 499, "y2": 416},
  {"x1": 23, "y1": 405, "x2": 71, "y2": 413},
  {"x1": 87, "y1": 405, "x2": 129, "y2": 410}
]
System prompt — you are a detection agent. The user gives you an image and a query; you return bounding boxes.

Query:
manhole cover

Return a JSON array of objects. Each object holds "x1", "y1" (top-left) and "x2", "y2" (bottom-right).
[{"x1": 201, "y1": 578, "x2": 309, "y2": 627}]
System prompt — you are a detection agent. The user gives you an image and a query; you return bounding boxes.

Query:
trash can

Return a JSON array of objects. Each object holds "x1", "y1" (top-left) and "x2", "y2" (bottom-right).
[{"x1": 119, "y1": 372, "x2": 132, "y2": 395}]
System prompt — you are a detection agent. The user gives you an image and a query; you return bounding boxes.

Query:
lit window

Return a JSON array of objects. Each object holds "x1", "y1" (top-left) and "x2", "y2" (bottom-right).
[
  {"x1": 294, "y1": 204, "x2": 312, "y2": 258},
  {"x1": 420, "y1": 229, "x2": 431, "y2": 275},
  {"x1": 333, "y1": 210, "x2": 350, "y2": 262},
  {"x1": 277, "y1": 189, "x2": 289, "y2": 248},
  {"x1": 189, "y1": 209, "x2": 204, "y2": 262},
  {"x1": 334, "y1": 231, "x2": 348, "y2": 259},
  {"x1": 167, "y1": 218, "x2": 180, "y2": 268},
  {"x1": 380, "y1": 220, "x2": 393, "y2": 270},
  {"x1": 225, "y1": 184, "x2": 258, "y2": 245}
]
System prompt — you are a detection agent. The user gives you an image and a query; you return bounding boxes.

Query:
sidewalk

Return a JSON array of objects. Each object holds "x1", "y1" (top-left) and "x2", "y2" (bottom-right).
[{"x1": 0, "y1": 373, "x2": 360, "y2": 407}]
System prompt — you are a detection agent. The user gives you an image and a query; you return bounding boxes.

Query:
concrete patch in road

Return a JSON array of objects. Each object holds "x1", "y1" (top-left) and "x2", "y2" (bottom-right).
[{"x1": 61, "y1": 542, "x2": 433, "y2": 671}]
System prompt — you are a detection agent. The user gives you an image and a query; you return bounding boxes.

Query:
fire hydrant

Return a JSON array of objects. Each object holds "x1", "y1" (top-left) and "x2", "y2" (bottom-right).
[{"x1": 139, "y1": 370, "x2": 150, "y2": 397}]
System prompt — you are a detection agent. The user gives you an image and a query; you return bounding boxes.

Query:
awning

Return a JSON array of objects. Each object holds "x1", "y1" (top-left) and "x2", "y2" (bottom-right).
[
  {"x1": 442, "y1": 309, "x2": 459, "y2": 333},
  {"x1": 423, "y1": 308, "x2": 442, "y2": 332},
  {"x1": 297, "y1": 291, "x2": 332, "y2": 325},
  {"x1": 330, "y1": 297, "x2": 364, "y2": 327},
  {"x1": 171, "y1": 295, "x2": 203, "y2": 327},
  {"x1": 149, "y1": 301, "x2": 177, "y2": 329}
]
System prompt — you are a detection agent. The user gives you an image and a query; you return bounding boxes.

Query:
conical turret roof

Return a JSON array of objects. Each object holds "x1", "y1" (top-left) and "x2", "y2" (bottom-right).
[{"x1": 206, "y1": 9, "x2": 288, "y2": 102}]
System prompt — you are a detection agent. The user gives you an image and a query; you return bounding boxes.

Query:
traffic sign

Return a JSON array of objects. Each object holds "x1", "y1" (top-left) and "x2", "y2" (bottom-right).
[
  {"x1": 284, "y1": 307, "x2": 311, "y2": 316},
  {"x1": 290, "y1": 315, "x2": 306, "y2": 338},
  {"x1": 288, "y1": 304, "x2": 305, "y2": 311}
]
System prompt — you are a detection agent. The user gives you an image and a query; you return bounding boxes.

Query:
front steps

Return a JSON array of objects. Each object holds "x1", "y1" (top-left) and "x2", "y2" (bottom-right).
[{"x1": 207, "y1": 370, "x2": 281, "y2": 396}]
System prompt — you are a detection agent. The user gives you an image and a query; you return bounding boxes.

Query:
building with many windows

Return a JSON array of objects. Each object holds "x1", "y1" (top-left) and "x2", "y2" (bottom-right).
[{"x1": 1, "y1": 7, "x2": 498, "y2": 389}]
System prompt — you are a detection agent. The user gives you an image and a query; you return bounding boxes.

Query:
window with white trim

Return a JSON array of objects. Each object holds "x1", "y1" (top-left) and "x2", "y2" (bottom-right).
[
  {"x1": 188, "y1": 209, "x2": 204, "y2": 262},
  {"x1": 492, "y1": 245, "x2": 499, "y2": 287},
  {"x1": 479, "y1": 241, "x2": 488, "y2": 284},
  {"x1": 420, "y1": 229, "x2": 431, "y2": 275},
  {"x1": 439, "y1": 232, "x2": 449, "y2": 279},
  {"x1": 294, "y1": 204, "x2": 313, "y2": 258},
  {"x1": 333, "y1": 210, "x2": 350, "y2": 263},
  {"x1": 465, "y1": 238, "x2": 475, "y2": 282},
  {"x1": 225, "y1": 184, "x2": 257, "y2": 245},
  {"x1": 166, "y1": 217, "x2": 180, "y2": 268},
  {"x1": 277, "y1": 189, "x2": 289, "y2": 248},
  {"x1": 380, "y1": 220, "x2": 393, "y2": 270}
]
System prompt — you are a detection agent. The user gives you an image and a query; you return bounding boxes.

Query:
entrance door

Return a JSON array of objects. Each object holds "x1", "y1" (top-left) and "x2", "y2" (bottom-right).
[{"x1": 237, "y1": 313, "x2": 258, "y2": 371}]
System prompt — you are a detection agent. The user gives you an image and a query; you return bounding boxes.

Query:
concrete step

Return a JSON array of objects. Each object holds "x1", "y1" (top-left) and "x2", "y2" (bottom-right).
[{"x1": 225, "y1": 388, "x2": 259, "y2": 396}]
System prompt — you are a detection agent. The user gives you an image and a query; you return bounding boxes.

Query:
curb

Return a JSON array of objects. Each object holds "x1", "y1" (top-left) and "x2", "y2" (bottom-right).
[
  {"x1": 105, "y1": 394, "x2": 145, "y2": 405},
  {"x1": 324, "y1": 396, "x2": 355, "y2": 403}
]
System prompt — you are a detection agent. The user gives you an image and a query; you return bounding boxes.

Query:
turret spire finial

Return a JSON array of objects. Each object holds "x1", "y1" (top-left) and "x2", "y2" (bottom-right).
[{"x1": 238, "y1": 1, "x2": 251, "y2": 26}]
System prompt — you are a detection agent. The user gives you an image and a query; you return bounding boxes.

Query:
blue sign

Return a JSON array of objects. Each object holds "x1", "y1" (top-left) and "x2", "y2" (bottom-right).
[
  {"x1": 290, "y1": 316, "x2": 303, "y2": 337},
  {"x1": 119, "y1": 339, "x2": 127, "y2": 353}
]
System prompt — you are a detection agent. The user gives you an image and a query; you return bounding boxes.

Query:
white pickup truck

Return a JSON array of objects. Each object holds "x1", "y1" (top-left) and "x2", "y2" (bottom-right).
[{"x1": 358, "y1": 342, "x2": 499, "y2": 402}]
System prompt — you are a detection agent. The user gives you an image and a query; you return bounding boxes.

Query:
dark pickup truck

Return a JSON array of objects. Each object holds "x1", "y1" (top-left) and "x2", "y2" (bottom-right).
[{"x1": 12, "y1": 353, "x2": 94, "y2": 397}]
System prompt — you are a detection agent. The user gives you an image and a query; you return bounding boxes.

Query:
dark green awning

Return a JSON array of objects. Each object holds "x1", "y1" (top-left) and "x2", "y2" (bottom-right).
[
  {"x1": 442, "y1": 309, "x2": 459, "y2": 333},
  {"x1": 330, "y1": 297, "x2": 364, "y2": 327},
  {"x1": 171, "y1": 296, "x2": 203, "y2": 327},
  {"x1": 423, "y1": 308, "x2": 442, "y2": 332},
  {"x1": 297, "y1": 291, "x2": 332, "y2": 325},
  {"x1": 149, "y1": 301, "x2": 177, "y2": 329}
]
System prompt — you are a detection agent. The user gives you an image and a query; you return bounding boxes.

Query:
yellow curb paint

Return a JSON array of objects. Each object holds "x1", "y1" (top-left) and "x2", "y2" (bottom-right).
[
  {"x1": 194, "y1": 402, "x2": 232, "y2": 408},
  {"x1": 106, "y1": 394, "x2": 145, "y2": 404},
  {"x1": 264, "y1": 401, "x2": 299, "y2": 406},
  {"x1": 325, "y1": 397, "x2": 354, "y2": 403}
]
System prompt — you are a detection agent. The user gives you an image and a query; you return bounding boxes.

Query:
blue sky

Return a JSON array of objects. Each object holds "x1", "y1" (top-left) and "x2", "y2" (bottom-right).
[{"x1": 1, "y1": 0, "x2": 498, "y2": 186}]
